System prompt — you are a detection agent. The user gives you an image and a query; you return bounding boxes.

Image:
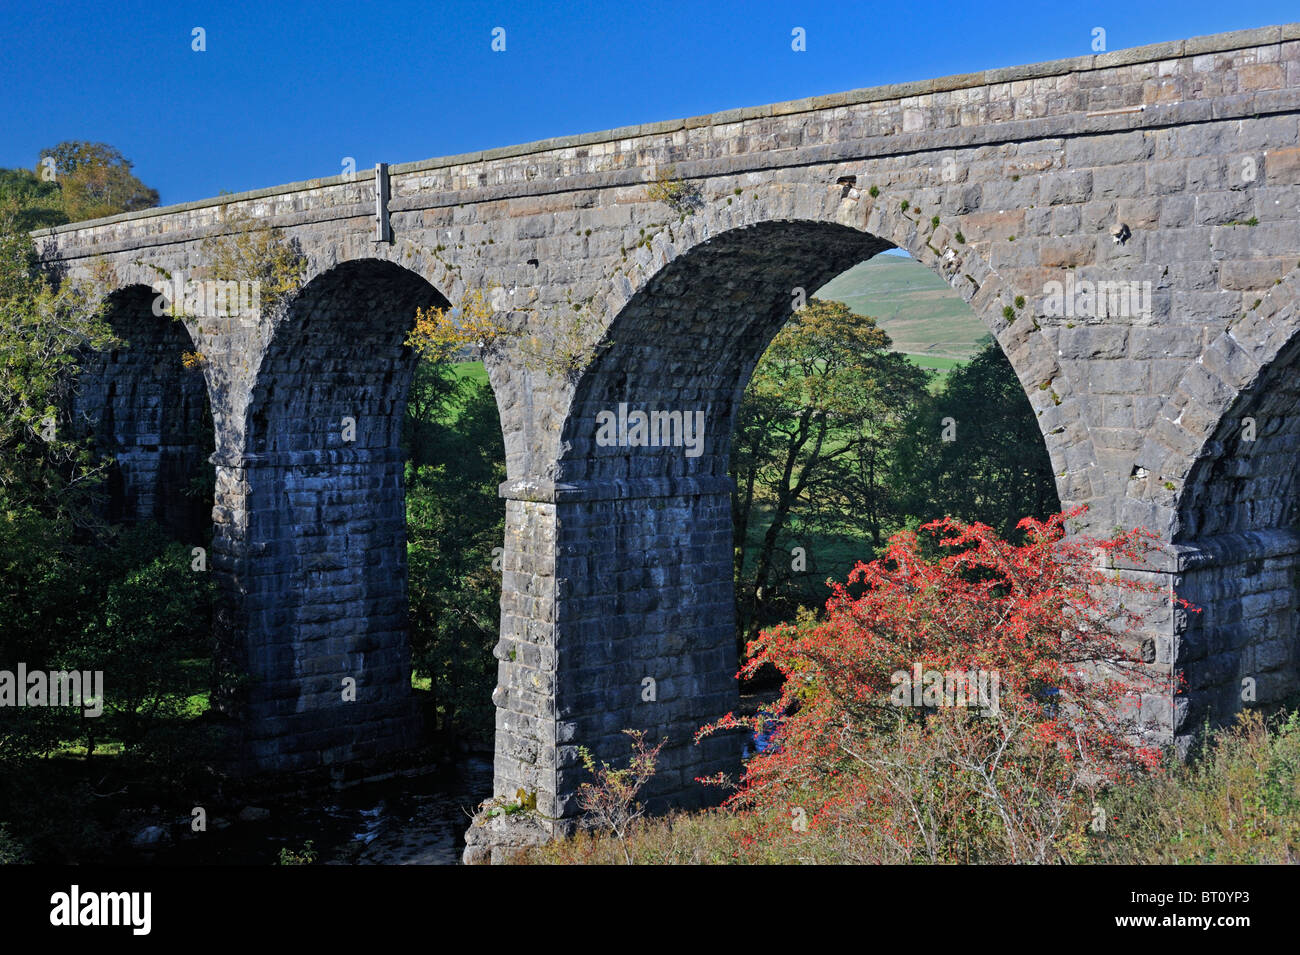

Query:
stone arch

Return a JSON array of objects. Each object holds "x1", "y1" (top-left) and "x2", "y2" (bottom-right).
[
  {"x1": 559, "y1": 219, "x2": 889, "y2": 488},
  {"x1": 1174, "y1": 334, "x2": 1300, "y2": 544},
  {"x1": 244, "y1": 258, "x2": 447, "y2": 456},
  {"x1": 74, "y1": 283, "x2": 213, "y2": 541},
  {"x1": 219, "y1": 258, "x2": 449, "y2": 772},
  {"x1": 577, "y1": 181, "x2": 1097, "y2": 513},
  {"x1": 1125, "y1": 264, "x2": 1300, "y2": 540},
  {"x1": 1121, "y1": 264, "x2": 1300, "y2": 739},
  {"x1": 269, "y1": 235, "x2": 517, "y2": 454},
  {"x1": 492, "y1": 191, "x2": 1083, "y2": 822}
]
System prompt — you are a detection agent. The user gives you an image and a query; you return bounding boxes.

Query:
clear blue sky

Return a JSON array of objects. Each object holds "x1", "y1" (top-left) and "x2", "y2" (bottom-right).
[{"x1": 1, "y1": 0, "x2": 1295, "y2": 205}]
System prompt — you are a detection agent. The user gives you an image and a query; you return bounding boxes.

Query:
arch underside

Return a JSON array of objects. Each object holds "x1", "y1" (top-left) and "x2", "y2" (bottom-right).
[
  {"x1": 560, "y1": 221, "x2": 893, "y2": 485},
  {"x1": 1172, "y1": 332, "x2": 1300, "y2": 736},
  {"x1": 1177, "y1": 332, "x2": 1300, "y2": 542},
  {"x1": 223, "y1": 259, "x2": 445, "y2": 771},
  {"x1": 75, "y1": 285, "x2": 212, "y2": 541}
]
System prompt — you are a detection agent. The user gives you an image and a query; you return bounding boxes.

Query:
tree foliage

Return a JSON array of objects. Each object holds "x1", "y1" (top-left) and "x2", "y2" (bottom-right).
[
  {"x1": 892, "y1": 339, "x2": 1059, "y2": 539},
  {"x1": 0, "y1": 211, "x2": 117, "y2": 523},
  {"x1": 403, "y1": 361, "x2": 505, "y2": 740},
  {"x1": 0, "y1": 170, "x2": 67, "y2": 231},
  {"x1": 37, "y1": 141, "x2": 159, "y2": 223},
  {"x1": 0, "y1": 193, "x2": 215, "y2": 860},
  {"x1": 731, "y1": 297, "x2": 930, "y2": 647}
]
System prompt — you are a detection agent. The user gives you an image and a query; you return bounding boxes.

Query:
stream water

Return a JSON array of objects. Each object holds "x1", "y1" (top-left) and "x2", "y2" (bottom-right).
[
  {"x1": 139, "y1": 756, "x2": 494, "y2": 866},
  {"x1": 123, "y1": 694, "x2": 780, "y2": 865}
]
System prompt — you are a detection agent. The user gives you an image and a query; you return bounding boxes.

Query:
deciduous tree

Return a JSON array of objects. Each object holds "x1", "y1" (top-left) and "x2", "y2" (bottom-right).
[{"x1": 731, "y1": 298, "x2": 929, "y2": 649}]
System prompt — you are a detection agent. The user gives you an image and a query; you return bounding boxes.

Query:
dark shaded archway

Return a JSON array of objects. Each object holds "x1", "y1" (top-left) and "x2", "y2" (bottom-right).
[
  {"x1": 75, "y1": 284, "x2": 212, "y2": 542},
  {"x1": 1171, "y1": 331, "x2": 1300, "y2": 735},
  {"x1": 220, "y1": 259, "x2": 448, "y2": 772},
  {"x1": 559, "y1": 222, "x2": 890, "y2": 488}
]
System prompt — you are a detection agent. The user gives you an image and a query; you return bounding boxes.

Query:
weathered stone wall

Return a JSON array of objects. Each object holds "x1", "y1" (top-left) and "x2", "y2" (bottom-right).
[
  {"x1": 1176, "y1": 534, "x2": 1300, "y2": 733},
  {"x1": 1127, "y1": 278, "x2": 1300, "y2": 739},
  {"x1": 29, "y1": 23, "x2": 1300, "y2": 848}
]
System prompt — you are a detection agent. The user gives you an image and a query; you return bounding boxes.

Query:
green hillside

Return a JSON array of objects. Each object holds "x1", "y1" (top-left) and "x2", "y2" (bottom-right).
[
  {"x1": 449, "y1": 360, "x2": 489, "y2": 388},
  {"x1": 816, "y1": 253, "x2": 988, "y2": 364}
]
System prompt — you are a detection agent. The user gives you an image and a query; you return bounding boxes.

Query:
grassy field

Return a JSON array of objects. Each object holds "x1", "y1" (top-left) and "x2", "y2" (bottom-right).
[
  {"x1": 900, "y1": 353, "x2": 963, "y2": 372},
  {"x1": 817, "y1": 252, "x2": 987, "y2": 363},
  {"x1": 449, "y1": 361, "x2": 489, "y2": 387}
]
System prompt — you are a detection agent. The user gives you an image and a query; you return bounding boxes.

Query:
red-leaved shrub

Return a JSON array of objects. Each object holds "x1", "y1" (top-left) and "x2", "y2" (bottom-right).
[{"x1": 698, "y1": 509, "x2": 1192, "y2": 863}]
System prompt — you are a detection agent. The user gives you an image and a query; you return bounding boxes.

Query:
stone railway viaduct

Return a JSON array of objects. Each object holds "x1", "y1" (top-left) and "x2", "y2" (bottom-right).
[{"x1": 34, "y1": 24, "x2": 1300, "y2": 857}]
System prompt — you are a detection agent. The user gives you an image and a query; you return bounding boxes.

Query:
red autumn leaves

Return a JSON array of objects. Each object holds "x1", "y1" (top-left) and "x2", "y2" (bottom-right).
[{"x1": 697, "y1": 508, "x2": 1192, "y2": 862}]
